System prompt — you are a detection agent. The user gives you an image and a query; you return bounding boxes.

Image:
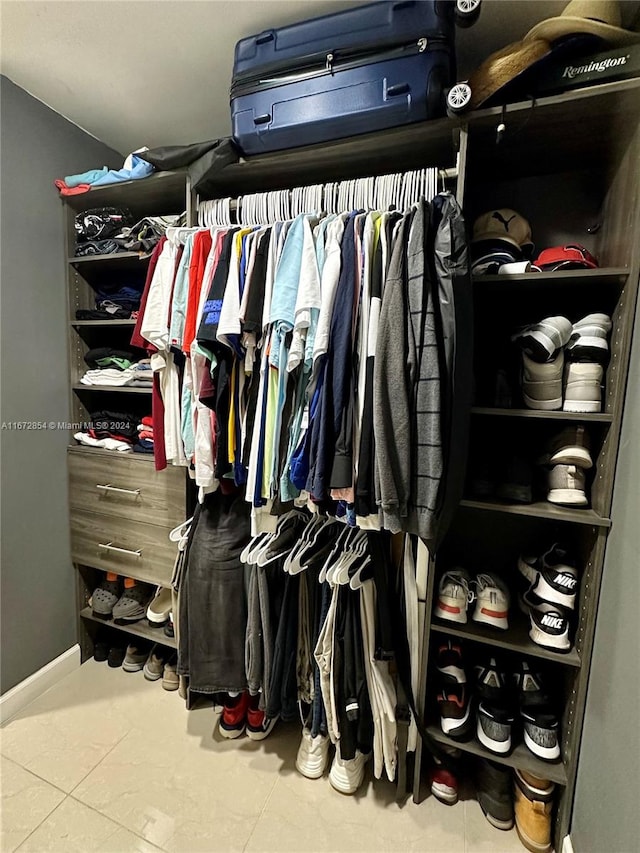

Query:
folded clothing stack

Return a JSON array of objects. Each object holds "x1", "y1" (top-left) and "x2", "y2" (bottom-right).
[
  {"x1": 135, "y1": 415, "x2": 154, "y2": 454},
  {"x1": 130, "y1": 360, "x2": 153, "y2": 387},
  {"x1": 80, "y1": 347, "x2": 155, "y2": 388},
  {"x1": 74, "y1": 410, "x2": 140, "y2": 452},
  {"x1": 75, "y1": 280, "x2": 144, "y2": 321},
  {"x1": 113, "y1": 216, "x2": 181, "y2": 258},
  {"x1": 74, "y1": 207, "x2": 134, "y2": 257},
  {"x1": 55, "y1": 151, "x2": 155, "y2": 196}
]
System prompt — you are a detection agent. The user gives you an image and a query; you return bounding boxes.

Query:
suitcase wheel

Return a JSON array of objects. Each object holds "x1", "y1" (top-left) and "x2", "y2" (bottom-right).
[
  {"x1": 446, "y1": 83, "x2": 472, "y2": 115},
  {"x1": 455, "y1": 0, "x2": 481, "y2": 27}
]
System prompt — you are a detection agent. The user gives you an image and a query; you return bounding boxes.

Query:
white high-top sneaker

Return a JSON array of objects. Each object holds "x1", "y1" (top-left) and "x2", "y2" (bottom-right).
[
  {"x1": 563, "y1": 361, "x2": 605, "y2": 413},
  {"x1": 546, "y1": 464, "x2": 588, "y2": 506},
  {"x1": 521, "y1": 351, "x2": 564, "y2": 410}
]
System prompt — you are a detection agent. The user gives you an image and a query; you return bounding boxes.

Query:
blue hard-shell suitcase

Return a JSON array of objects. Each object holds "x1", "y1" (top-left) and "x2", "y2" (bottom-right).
[{"x1": 230, "y1": 0, "x2": 458, "y2": 156}]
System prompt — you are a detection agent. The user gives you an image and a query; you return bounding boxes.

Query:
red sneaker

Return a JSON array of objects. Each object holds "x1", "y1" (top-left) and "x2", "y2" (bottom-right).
[
  {"x1": 431, "y1": 764, "x2": 459, "y2": 805},
  {"x1": 219, "y1": 691, "x2": 249, "y2": 739},
  {"x1": 246, "y1": 693, "x2": 278, "y2": 741}
]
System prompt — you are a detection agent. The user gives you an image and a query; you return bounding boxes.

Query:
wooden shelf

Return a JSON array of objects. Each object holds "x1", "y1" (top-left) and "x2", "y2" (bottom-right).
[
  {"x1": 209, "y1": 117, "x2": 457, "y2": 195},
  {"x1": 431, "y1": 614, "x2": 581, "y2": 668},
  {"x1": 62, "y1": 170, "x2": 188, "y2": 218},
  {"x1": 471, "y1": 407, "x2": 613, "y2": 423},
  {"x1": 72, "y1": 384, "x2": 152, "y2": 394},
  {"x1": 427, "y1": 725, "x2": 568, "y2": 786},
  {"x1": 472, "y1": 268, "x2": 628, "y2": 286},
  {"x1": 459, "y1": 499, "x2": 611, "y2": 528},
  {"x1": 71, "y1": 319, "x2": 137, "y2": 327},
  {"x1": 80, "y1": 607, "x2": 176, "y2": 650},
  {"x1": 69, "y1": 250, "x2": 147, "y2": 265}
]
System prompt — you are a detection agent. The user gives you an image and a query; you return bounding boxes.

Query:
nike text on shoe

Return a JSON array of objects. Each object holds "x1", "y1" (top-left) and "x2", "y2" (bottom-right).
[
  {"x1": 565, "y1": 313, "x2": 612, "y2": 361},
  {"x1": 546, "y1": 464, "x2": 588, "y2": 506},
  {"x1": 296, "y1": 728, "x2": 331, "y2": 779},
  {"x1": 218, "y1": 691, "x2": 249, "y2": 739},
  {"x1": 521, "y1": 350, "x2": 564, "y2": 411},
  {"x1": 512, "y1": 316, "x2": 572, "y2": 363},
  {"x1": 434, "y1": 569, "x2": 473, "y2": 624},
  {"x1": 436, "y1": 640, "x2": 467, "y2": 684},
  {"x1": 473, "y1": 574, "x2": 510, "y2": 631},
  {"x1": 477, "y1": 702, "x2": 514, "y2": 754},
  {"x1": 476, "y1": 758, "x2": 515, "y2": 830},
  {"x1": 563, "y1": 361, "x2": 605, "y2": 413},
  {"x1": 438, "y1": 685, "x2": 473, "y2": 739},
  {"x1": 514, "y1": 661, "x2": 561, "y2": 761},
  {"x1": 246, "y1": 693, "x2": 278, "y2": 741},
  {"x1": 527, "y1": 598, "x2": 572, "y2": 652},
  {"x1": 529, "y1": 561, "x2": 578, "y2": 611},
  {"x1": 537, "y1": 425, "x2": 592, "y2": 469},
  {"x1": 329, "y1": 747, "x2": 369, "y2": 795}
]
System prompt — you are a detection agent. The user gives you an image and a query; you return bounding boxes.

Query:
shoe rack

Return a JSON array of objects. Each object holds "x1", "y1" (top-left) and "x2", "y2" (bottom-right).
[
  {"x1": 62, "y1": 171, "x2": 196, "y2": 658},
  {"x1": 410, "y1": 79, "x2": 640, "y2": 852}
]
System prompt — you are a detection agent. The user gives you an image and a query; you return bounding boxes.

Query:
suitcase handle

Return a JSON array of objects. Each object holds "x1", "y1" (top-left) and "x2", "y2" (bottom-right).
[
  {"x1": 254, "y1": 114, "x2": 272, "y2": 125},
  {"x1": 387, "y1": 83, "x2": 410, "y2": 97},
  {"x1": 256, "y1": 31, "x2": 275, "y2": 45}
]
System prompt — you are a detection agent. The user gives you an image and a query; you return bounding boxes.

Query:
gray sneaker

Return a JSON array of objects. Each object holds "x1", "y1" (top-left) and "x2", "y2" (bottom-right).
[
  {"x1": 143, "y1": 644, "x2": 166, "y2": 681},
  {"x1": 123, "y1": 642, "x2": 152, "y2": 673},
  {"x1": 92, "y1": 578, "x2": 121, "y2": 619},
  {"x1": 112, "y1": 583, "x2": 151, "y2": 624},
  {"x1": 521, "y1": 350, "x2": 564, "y2": 411},
  {"x1": 546, "y1": 464, "x2": 588, "y2": 506},
  {"x1": 162, "y1": 656, "x2": 180, "y2": 691},
  {"x1": 512, "y1": 316, "x2": 572, "y2": 363},
  {"x1": 537, "y1": 425, "x2": 592, "y2": 469}
]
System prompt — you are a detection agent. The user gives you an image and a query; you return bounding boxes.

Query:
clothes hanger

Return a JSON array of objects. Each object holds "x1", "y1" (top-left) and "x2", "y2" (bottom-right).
[
  {"x1": 332, "y1": 531, "x2": 368, "y2": 585},
  {"x1": 256, "y1": 510, "x2": 307, "y2": 567},
  {"x1": 318, "y1": 523, "x2": 352, "y2": 584},
  {"x1": 349, "y1": 551, "x2": 373, "y2": 590},
  {"x1": 241, "y1": 530, "x2": 269, "y2": 564}
]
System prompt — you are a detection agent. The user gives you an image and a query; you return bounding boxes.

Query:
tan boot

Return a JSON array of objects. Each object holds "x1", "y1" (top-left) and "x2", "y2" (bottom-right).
[{"x1": 514, "y1": 768, "x2": 555, "y2": 853}]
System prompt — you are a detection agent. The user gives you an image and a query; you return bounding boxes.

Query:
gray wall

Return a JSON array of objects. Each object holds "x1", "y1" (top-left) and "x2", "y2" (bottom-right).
[
  {"x1": 0, "y1": 76, "x2": 121, "y2": 693},
  {"x1": 571, "y1": 302, "x2": 640, "y2": 853}
]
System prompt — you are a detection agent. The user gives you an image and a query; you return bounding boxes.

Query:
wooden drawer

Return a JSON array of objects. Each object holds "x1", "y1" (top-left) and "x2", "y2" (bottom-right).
[
  {"x1": 70, "y1": 509, "x2": 176, "y2": 586},
  {"x1": 68, "y1": 452, "x2": 185, "y2": 528}
]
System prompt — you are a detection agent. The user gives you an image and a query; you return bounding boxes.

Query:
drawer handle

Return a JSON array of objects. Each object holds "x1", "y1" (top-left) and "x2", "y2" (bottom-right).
[
  {"x1": 98, "y1": 542, "x2": 142, "y2": 558},
  {"x1": 96, "y1": 484, "x2": 141, "y2": 497}
]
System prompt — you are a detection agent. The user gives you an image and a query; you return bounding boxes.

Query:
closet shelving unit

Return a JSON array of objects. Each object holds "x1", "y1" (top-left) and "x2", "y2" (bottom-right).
[
  {"x1": 200, "y1": 77, "x2": 639, "y2": 850},
  {"x1": 62, "y1": 170, "x2": 195, "y2": 659}
]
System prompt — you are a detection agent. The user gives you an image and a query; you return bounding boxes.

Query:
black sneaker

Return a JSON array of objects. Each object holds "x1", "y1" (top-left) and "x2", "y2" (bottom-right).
[
  {"x1": 436, "y1": 640, "x2": 466, "y2": 684},
  {"x1": 525, "y1": 593, "x2": 572, "y2": 653},
  {"x1": 476, "y1": 758, "x2": 514, "y2": 830},
  {"x1": 437, "y1": 685, "x2": 473, "y2": 740},
  {"x1": 475, "y1": 657, "x2": 514, "y2": 755},
  {"x1": 107, "y1": 643, "x2": 126, "y2": 668},
  {"x1": 93, "y1": 635, "x2": 110, "y2": 662},
  {"x1": 514, "y1": 661, "x2": 561, "y2": 761},
  {"x1": 518, "y1": 544, "x2": 579, "y2": 612}
]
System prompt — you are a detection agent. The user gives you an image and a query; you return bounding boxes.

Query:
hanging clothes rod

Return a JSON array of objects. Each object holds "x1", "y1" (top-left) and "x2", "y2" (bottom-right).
[{"x1": 197, "y1": 163, "x2": 459, "y2": 227}]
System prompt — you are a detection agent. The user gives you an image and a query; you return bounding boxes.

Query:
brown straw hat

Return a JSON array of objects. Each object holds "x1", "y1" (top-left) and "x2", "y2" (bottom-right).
[
  {"x1": 467, "y1": 38, "x2": 551, "y2": 109},
  {"x1": 525, "y1": 0, "x2": 640, "y2": 46}
]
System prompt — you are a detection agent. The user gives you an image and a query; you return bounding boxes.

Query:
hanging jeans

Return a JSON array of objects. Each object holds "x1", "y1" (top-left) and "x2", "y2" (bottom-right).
[{"x1": 177, "y1": 490, "x2": 251, "y2": 693}]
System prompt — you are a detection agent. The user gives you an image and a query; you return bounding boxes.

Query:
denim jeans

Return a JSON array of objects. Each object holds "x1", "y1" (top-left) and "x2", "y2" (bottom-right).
[{"x1": 177, "y1": 491, "x2": 251, "y2": 693}]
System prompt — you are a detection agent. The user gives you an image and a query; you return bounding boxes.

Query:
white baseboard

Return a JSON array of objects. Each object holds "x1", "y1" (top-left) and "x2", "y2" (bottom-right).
[
  {"x1": 0, "y1": 645, "x2": 81, "y2": 724},
  {"x1": 562, "y1": 834, "x2": 575, "y2": 853}
]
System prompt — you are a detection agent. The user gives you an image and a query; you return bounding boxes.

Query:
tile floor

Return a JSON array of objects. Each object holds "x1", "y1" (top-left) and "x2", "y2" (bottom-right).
[{"x1": 1, "y1": 660, "x2": 521, "y2": 852}]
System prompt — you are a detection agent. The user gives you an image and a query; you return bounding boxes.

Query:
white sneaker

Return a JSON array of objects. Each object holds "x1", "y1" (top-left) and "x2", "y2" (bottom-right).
[
  {"x1": 546, "y1": 464, "x2": 588, "y2": 506},
  {"x1": 537, "y1": 425, "x2": 592, "y2": 469},
  {"x1": 563, "y1": 361, "x2": 605, "y2": 413},
  {"x1": 473, "y1": 574, "x2": 510, "y2": 631},
  {"x1": 526, "y1": 598, "x2": 571, "y2": 652},
  {"x1": 146, "y1": 586, "x2": 172, "y2": 625},
  {"x1": 295, "y1": 728, "x2": 331, "y2": 779},
  {"x1": 566, "y1": 313, "x2": 612, "y2": 359},
  {"x1": 434, "y1": 569, "x2": 473, "y2": 624},
  {"x1": 512, "y1": 316, "x2": 572, "y2": 362},
  {"x1": 329, "y1": 747, "x2": 369, "y2": 795}
]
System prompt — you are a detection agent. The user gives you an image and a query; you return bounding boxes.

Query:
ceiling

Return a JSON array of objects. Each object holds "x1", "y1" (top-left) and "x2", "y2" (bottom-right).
[{"x1": 1, "y1": 0, "x2": 638, "y2": 155}]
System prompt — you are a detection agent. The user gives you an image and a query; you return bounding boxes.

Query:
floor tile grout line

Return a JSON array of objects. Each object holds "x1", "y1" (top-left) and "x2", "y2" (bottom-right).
[
  {"x1": 66, "y1": 793, "x2": 166, "y2": 852},
  {"x1": 13, "y1": 793, "x2": 70, "y2": 852},
  {"x1": 0, "y1": 754, "x2": 70, "y2": 798},
  {"x1": 241, "y1": 772, "x2": 281, "y2": 852},
  {"x1": 67, "y1": 728, "x2": 133, "y2": 796}
]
